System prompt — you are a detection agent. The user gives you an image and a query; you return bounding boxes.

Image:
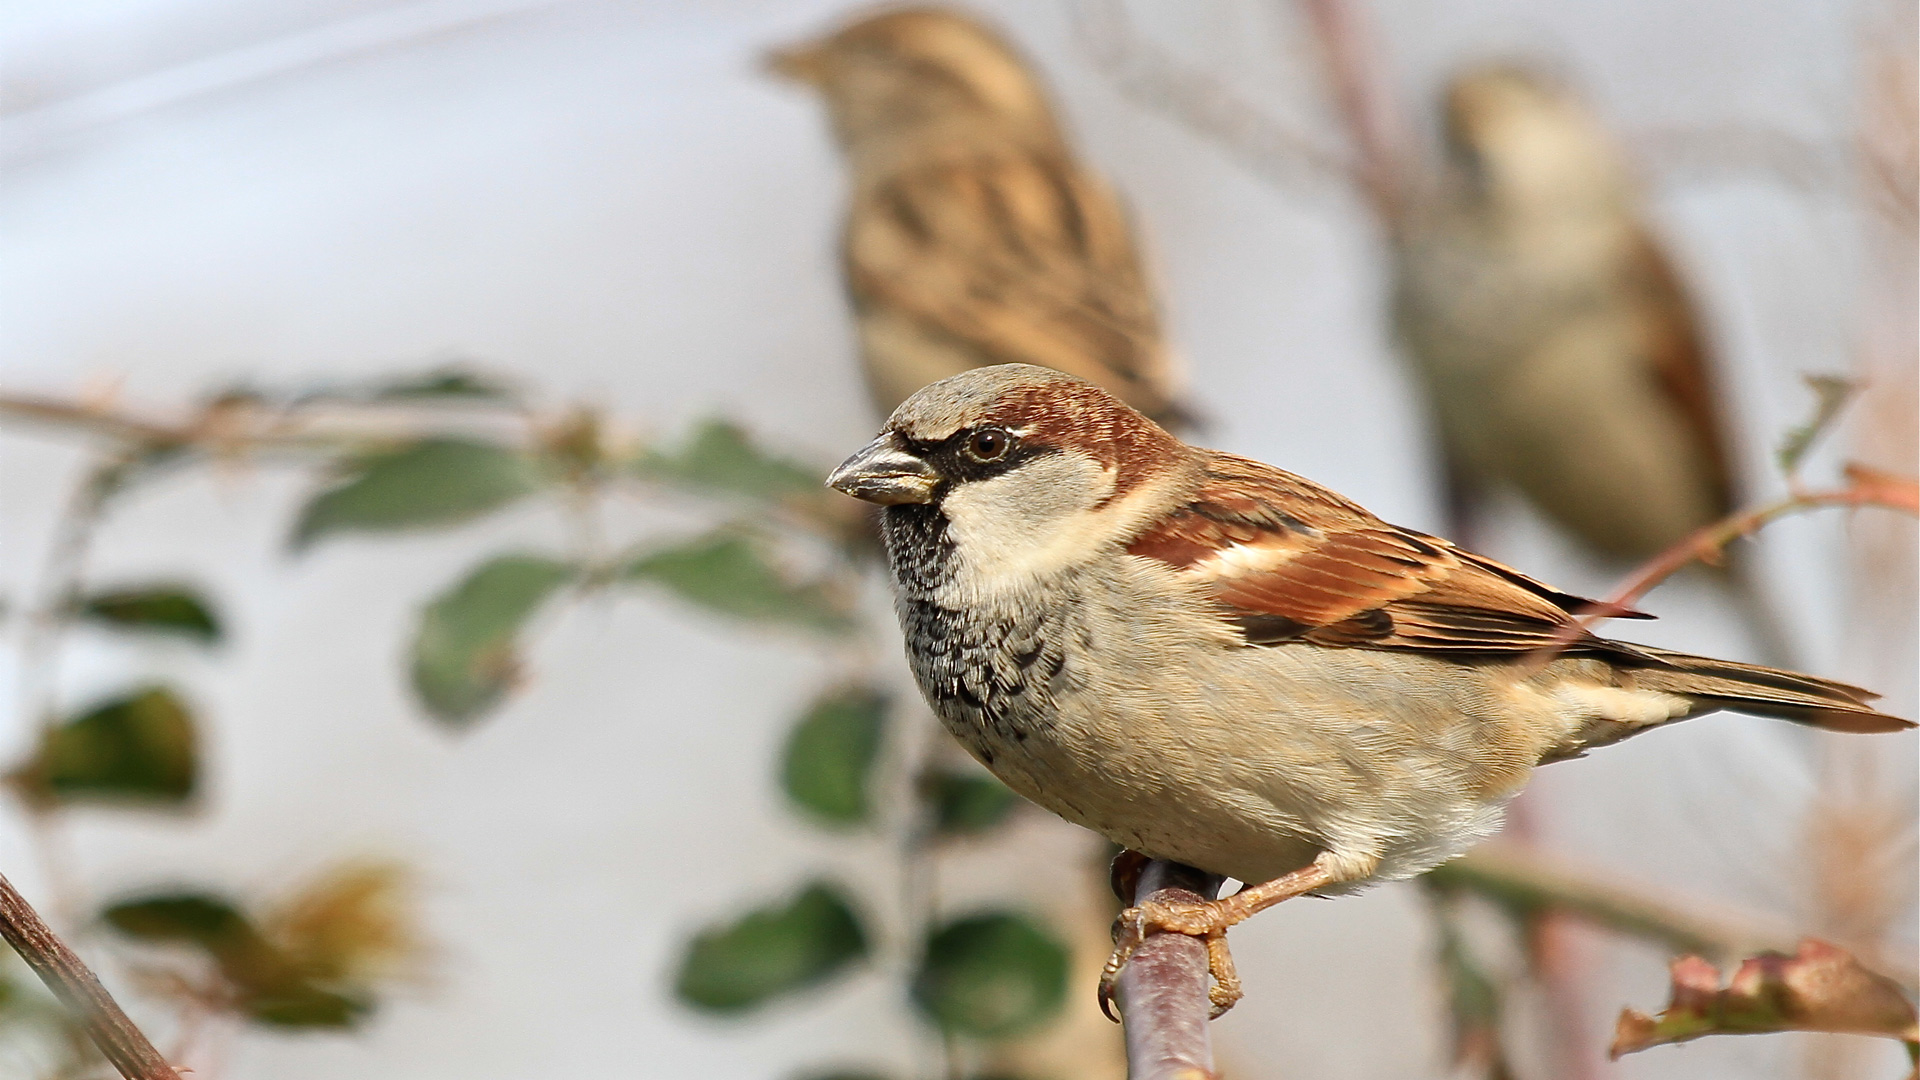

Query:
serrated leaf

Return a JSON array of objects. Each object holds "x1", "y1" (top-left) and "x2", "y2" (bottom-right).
[
  {"x1": 675, "y1": 882, "x2": 868, "y2": 1013},
  {"x1": 782, "y1": 689, "x2": 887, "y2": 826},
  {"x1": 291, "y1": 438, "x2": 542, "y2": 549},
  {"x1": 1775, "y1": 375, "x2": 1856, "y2": 476},
  {"x1": 104, "y1": 892, "x2": 369, "y2": 1029},
  {"x1": 638, "y1": 418, "x2": 824, "y2": 502},
  {"x1": 411, "y1": 554, "x2": 574, "y2": 725},
  {"x1": 623, "y1": 533, "x2": 852, "y2": 633},
  {"x1": 74, "y1": 585, "x2": 221, "y2": 644},
  {"x1": 918, "y1": 769, "x2": 1018, "y2": 837},
  {"x1": 17, "y1": 686, "x2": 198, "y2": 807},
  {"x1": 912, "y1": 912, "x2": 1068, "y2": 1038}
]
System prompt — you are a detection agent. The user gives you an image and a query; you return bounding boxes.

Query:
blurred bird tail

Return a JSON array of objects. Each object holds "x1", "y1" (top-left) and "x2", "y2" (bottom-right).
[{"x1": 1634, "y1": 647, "x2": 1913, "y2": 734}]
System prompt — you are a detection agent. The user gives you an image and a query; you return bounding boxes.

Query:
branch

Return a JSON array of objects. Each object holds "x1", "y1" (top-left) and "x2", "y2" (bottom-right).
[
  {"x1": 1529, "y1": 463, "x2": 1920, "y2": 660},
  {"x1": 1297, "y1": 0, "x2": 1408, "y2": 228},
  {"x1": 0, "y1": 389, "x2": 527, "y2": 459},
  {"x1": 1603, "y1": 465, "x2": 1918, "y2": 616},
  {"x1": 0, "y1": 872, "x2": 177, "y2": 1080},
  {"x1": 1430, "y1": 846, "x2": 1920, "y2": 992},
  {"x1": 1070, "y1": 0, "x2": 1351, "y2": 199},
  {"x1": 1116, "y1": 860, "x2": 1222, "y2": 1080}
]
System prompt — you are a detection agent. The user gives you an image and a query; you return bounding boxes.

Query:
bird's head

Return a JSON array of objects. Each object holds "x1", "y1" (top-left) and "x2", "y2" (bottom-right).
[
  {"x1": 829, "y1": 365, "x2": 1195, "y2": 594},
  {"x1": 1441, "y1": 64, "x2": 1626, "y2": 211},
  {"x1": 766, "y1": 8, "x2": 1059, "y2": 152}
]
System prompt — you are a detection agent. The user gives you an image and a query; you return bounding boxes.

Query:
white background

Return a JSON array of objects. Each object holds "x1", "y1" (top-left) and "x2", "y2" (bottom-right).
[{"x1": 2, "y1": 1, "x2": 1913, "y2": 1078}]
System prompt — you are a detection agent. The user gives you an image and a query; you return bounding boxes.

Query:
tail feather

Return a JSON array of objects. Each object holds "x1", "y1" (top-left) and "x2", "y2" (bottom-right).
[{"x1": 1632, "y1": 647, "x2": 1911, "y2": 734}]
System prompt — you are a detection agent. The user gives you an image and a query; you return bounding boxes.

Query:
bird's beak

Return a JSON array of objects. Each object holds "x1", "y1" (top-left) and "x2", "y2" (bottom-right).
[
  {"x1": 827, "y1": 432, "x2": 940, "y2": 505},
  {"x1": 764, "y1": 42, "x2": 824, "y2": 85}
]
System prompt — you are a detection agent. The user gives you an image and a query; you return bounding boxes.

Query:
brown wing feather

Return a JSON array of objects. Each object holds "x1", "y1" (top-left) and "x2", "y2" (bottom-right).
[
  {"x1": 1128, "y1": 452, "x2": 1651, "y2": 657},
  {"x1": 846, "y1": 147, "x2": 1177, "y2": 418},
  {"x1": 1624, "y1": 228, "x2": 1735, "y2": 510}
]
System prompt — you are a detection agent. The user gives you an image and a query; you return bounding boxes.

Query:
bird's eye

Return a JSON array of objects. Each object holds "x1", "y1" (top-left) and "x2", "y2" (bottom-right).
[{"x1": 964, "y1": 428, "x2": 1012, "y2": 463}]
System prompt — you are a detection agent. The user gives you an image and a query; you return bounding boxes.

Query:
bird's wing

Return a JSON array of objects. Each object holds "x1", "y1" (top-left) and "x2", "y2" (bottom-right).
[
  {"x1": 1623, "y1": 227, "x2": 1734, "y2": 509},
  {"x1": 846, "y1": 147, "x2": 1176, "y2": 418},
  {"x1": 1126, "y1": 452, "x2": 1652, "y2": 656}
]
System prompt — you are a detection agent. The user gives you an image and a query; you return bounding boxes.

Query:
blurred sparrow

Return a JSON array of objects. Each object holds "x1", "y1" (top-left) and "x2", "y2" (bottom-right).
[
  {"x1": 1393, "y1": 65, "x2": 1732, "y2": 560},
  {"x1": 827, "y1": 364, "x2": 1907, "y2": 1015},
  {"x1": 769, "y1": 7, "x2": 1190, "y2": 426}
]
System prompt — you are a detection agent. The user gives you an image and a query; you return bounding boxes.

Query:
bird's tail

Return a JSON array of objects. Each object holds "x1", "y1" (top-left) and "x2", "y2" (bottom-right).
[{"x1": 1631, "y1": 647, "x2": 1912, "y2": 734}]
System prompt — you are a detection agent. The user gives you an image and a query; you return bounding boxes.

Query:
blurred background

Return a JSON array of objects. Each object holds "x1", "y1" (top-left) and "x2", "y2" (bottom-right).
[{"x1": 1, "y1": 1, "x2": 1913, "y2": 1078}]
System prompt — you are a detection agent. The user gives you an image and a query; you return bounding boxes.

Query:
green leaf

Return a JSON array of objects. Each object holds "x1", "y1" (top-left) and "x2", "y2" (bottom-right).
[
  {"x1": 912, "y1": 912, "x2": 1068, "y2": 1038},
  {"x1": 675, "y1": 882, "x2": 868, "y2": 1014},
  {"x1": 411, "y1": 554, "x2": 575, "y2": 725},
  {"x1": 20, "y1": 686, "x2": 198, "y2": 806},
  {"x1": 918, "y1": 769, "x2": 1019, "y2": 837},
  {"x1": 369, "y1": 368, "x2": 519, "y2": 402},
  {"x1": 638, "y1": 418, "x2": 823, "y2": 502},
  {"x1": 623, "y1": 533, "x2": 852, "y2": 633},
  {"x1": 105, "y1": 894, "x2": 250, "y2": 946},
  {"x1": 103, "y1": 893, "x2": 369, "y2": 1029},
  {"x1": 291, "y1": 438, "x2": 542, "y2": 549},
  {"x1": 781, "y1": 689, "x2": 887, "y2": 826},
  {"x1": 1775, "y1": 374, "x2": 1856, "y2": 476},
  {"x1": 74, "y1": 585, "x2": 222, "y2": 644},
  {"x1": 293, "y1": 367, "x2": 521, "y2": 405},
  {"x1": 244, "y1": 984, "x2": 368, "y2": 1028}
]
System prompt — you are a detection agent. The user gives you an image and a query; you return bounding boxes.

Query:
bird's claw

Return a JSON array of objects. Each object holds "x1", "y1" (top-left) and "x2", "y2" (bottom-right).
[{"x1": 1097, "y1": 900, "x2": 1243, "y2": 1022}]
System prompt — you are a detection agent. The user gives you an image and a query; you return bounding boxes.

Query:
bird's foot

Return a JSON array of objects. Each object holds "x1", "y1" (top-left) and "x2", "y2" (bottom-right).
[{"x1": 1097, "y1": 898, "x2": 1244, "y2": 1021}]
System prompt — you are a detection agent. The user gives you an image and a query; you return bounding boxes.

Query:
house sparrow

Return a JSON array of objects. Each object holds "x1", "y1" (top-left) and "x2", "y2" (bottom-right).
[
  {"x1": 768, "y1": 7, "x2": 1191, "y2": 426},
  {"x1": 1393, "y1": 65, "x2": 1732, "y2": 560},
  {"x1": 827, "y1": 363, "x2": 1907, "y2": 1015}
]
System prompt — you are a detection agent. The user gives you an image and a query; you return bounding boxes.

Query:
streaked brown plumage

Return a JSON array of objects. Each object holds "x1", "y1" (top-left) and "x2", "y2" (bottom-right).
[
  {"x1": 769, "y1": 7, "x2": 1188, "y2": 425},
  {"x1": 1394, "y1": 65, "x2": 1733, "y2": 560},
  {"x1": 828, "y1": 364, "x2": 1907, "y2": 1014}
]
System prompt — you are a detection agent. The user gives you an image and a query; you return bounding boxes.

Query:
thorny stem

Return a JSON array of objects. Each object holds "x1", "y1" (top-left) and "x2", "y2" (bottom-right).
[
  {"x1": 0, "y1": 872, "x2": 175, "y2": 1080},
  {"x1": 1432, "y1": 845, "x2": 1920, "y2": 992},
  {"x1": 1529, "y1": 465, "x2": 1920, "y2": 663},
  {"x1": 11, "y1": 454, "x2": 140, "y2": 930}
]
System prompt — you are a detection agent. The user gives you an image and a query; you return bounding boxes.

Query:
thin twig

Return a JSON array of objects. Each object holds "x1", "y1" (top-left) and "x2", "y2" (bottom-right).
[
  {"x1": 1527, "y1": 465, "x2": 1920, "y2": 665},
  {"x1": 11, "y1": 453, "x2": 141, "y2": 929},
  {"x1": 0, "y1": 872, "x2": 176, "y2": 1080},
  {"x1": 1070, "y1": 0, "x2": 1351, "y2": 198},
  {"x1": 1295, "y1": 0, "x2": 1407, "y2": 229},
  {"x1": 1116, "y1": 860, "x2": 1221, "y2": 1080},
  {"x1": 1431, "y1": 846, "x2": 1920, "y2": 992}
]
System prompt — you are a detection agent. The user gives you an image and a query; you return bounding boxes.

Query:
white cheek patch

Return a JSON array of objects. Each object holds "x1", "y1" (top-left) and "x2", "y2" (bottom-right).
[{"x1": 938, "y1": 454, "x2": 1168, "y2": 601}]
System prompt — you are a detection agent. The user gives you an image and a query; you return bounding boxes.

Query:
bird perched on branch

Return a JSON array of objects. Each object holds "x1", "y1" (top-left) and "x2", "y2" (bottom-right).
[
  {"x1": 1393, "y1": 65, "x2": 1732, "y2": 560},
  {"x1": 827, "y1": 364, "x2": 1908, "y2": 1015},
  {"x1": 768, "y1": 7, "x2": 1191, "y2": 426}
]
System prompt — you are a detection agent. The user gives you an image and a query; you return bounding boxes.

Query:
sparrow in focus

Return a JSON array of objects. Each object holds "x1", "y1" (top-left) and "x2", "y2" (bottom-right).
[
  {"x1": 827, "y1": 363, "x2": 1908, "y2": 1015},
  {"x1": 768, "y1": 7, "x2": 1191, "y2": 426},
  {"x1": 1393, "y1": 65, "x2": 1732, "y2": 560}
]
